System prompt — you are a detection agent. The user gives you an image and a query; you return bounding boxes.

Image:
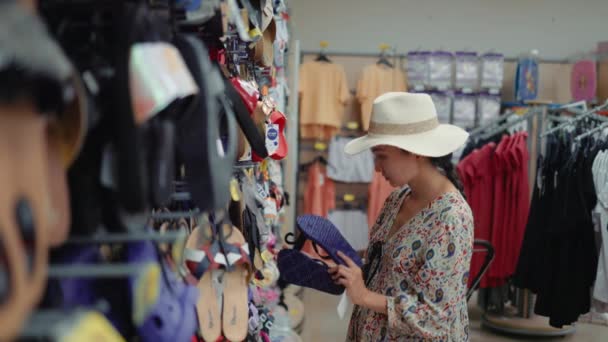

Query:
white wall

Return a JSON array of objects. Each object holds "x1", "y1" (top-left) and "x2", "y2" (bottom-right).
[{"x1": 290, "y1": 0, "x2": 608, "y2": 60}]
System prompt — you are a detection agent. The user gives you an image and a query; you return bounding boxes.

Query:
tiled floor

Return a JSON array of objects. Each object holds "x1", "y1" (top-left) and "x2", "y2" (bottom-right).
[{"x1": 299, "y1": 290, "x2": 608, "y2": 341}]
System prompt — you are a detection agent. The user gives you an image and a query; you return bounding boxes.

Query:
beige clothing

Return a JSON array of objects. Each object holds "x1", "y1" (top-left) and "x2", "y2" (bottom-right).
[
  {"x1": 356, "y1": 64, "x2": 408, "y2": 131},
  {"x1": 300, "y1": 124, "x2": 339, "y2": 140},
  {"x1": 298, "y1": 61, "x2": 350, "y2": 135}
]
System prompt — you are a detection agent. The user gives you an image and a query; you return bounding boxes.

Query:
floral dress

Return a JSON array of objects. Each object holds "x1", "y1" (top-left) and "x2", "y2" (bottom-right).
[{"x1": 347, "y1": 187, "x2": 474, "y2": 341}]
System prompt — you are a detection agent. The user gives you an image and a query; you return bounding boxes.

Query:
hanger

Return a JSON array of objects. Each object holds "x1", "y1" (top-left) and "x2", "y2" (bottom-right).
[
  {"x1": 575, "y1": 121, "x2": 608, "y2": 142},
  {"x1": 479, "y1": 108, "x2": 542, "y2": 140},
  {"x1": 541, "y1": 100, "x2": 608, "y2": 137},
  {"x1": 315, "y1": 40, "x2": 332, "y2": 63},
  {"x1": 376, "y1": 43, "x2": 393, "y2": 68},
  {"x1": 469, "y1": 112, "x2": 518, "y2": 137}
]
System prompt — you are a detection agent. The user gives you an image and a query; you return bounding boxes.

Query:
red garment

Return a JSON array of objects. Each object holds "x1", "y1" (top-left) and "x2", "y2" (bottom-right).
[
  {"x1": 304, "y1": 161, "x2": 336, "y2": 217},
  {"x1": 458, "y1": 143, "x2": 496, "y2": 288},
  {"x1": 488, "y1": 135, "x2": 509, "y2": 286},
  {"x1": 460, "y1": 132, "x2": 532, "y2": 289},
  {"x1": 509, "y1": 132, "x2": 530, "y2": 276},
  {"x1": 367, "y1": 171, "x2": 395, "y2": 228}
]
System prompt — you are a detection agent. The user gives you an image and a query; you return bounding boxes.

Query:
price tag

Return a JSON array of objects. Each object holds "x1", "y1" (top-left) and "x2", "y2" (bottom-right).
[
  {"x1": 313, "y1": 141, "x2": 327, "y2": 151},
  {"x1": 489, "y1": 88, "x2": 500, "y2": 95},
  {"x1": 229, "y1": 178, "x2": 241, "y2": 201},
  {"x1": 132, "y1": 263, "x2": 161, "y2": 325},
  {"x1": 346, "y1": 121, "x2": 359, "y2": 130},
  {"x1": 414, "y1": 85, "x2": 425, "y2": 91},
  {"x1": 261, "y1": 249, "x2": 274, "y2": 263},
  {"x1": 61, "y1": 311, "x2": 125, "y2": 342},
  {"x1": 462, "y1": 87, "x2": 473, "y2": 94},
  {"x1": 343, "y1": 193, "x2": 355, "y2": 202}
]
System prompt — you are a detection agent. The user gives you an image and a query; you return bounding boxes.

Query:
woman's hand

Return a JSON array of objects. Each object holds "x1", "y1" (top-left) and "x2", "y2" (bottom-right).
[{"x1": 328, "y1": 251, "x2": 369, "y2": 306}]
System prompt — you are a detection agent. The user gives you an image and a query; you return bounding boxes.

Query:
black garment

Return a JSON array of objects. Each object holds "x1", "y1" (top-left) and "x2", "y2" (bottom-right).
[{"x1": 514, "y1": 132, "x2": 600, "y2": 328}]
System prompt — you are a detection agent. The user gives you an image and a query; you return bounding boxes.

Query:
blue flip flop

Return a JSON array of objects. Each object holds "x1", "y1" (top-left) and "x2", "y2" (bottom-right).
[
  {"x1": 277, "y1": 249, "x2": 344, "y2": 295},
  {"x1": 296, "y1": 215, "x2": 362, "y2": 267}
]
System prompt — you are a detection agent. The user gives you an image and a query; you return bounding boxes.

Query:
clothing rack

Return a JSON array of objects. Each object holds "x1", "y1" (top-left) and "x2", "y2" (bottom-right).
[
  {"x1": 480, "y1": 104, "x2": 578, "y2": 337},
  {"x1": 479, "y1": 108, "x2": 543, "y2": 140},
  {"x1": 541, "y1": 100, "x2": 608, "y2": 137},
  {"x1": 468, "y1": 112, "x2": 517, "y2": 137},
  {"x1": 575, "y1": 121, "x2": 608, "y2": 141},
  {"x1": 301, "y1": 50, "x2": 571, "y2": 64}
]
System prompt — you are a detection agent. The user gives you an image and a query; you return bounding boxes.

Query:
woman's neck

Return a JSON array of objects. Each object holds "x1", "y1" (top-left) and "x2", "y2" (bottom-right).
[{"x1": 407, "y1": 165, "x2": 452, "y2": 202}]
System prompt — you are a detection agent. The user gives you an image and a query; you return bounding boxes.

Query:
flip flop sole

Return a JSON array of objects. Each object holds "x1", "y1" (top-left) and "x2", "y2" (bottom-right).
[
  {"x1": 185, "y1": 225, "x2": 222, "y2": 341},
  {"x1": 221, "y1": 225, "x2": 250, "y2": 342},
  {"x1": 277, "y1": 249, "x2": 344, "y2": 295}
]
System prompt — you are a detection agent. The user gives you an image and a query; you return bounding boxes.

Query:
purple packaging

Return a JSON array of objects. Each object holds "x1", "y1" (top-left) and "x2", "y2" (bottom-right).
[
  {"x1": 477, "y1": 93, "x2": 502, "y2": 125},
  {"x1": 406, "y1": 51, "x2": 431, "y2": 90},
  {"x1": 453, "y1": 92, "x2": 477, "y2": 130},
  {"x1": 480, "y1": 52, "x2": 504, "y2": 90},
  {"x1": 429, "y1": 50, "x2": 453, "y2": 90},
  {"x1": 429, "y1": 91, "x2": 453, "y2": 124},
  {"x1": 455, "y1": 51, "x2": 479, "y2": 91}
]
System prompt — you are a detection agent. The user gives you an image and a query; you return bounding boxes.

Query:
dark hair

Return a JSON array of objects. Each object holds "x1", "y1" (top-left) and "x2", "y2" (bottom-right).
[{"x1": 430, "y1": 154, "x2": 464, "y2": 195}]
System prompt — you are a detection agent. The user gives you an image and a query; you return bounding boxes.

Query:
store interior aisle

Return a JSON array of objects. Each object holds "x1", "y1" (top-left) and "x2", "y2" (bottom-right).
[{"x1": 300, "y1": 290, "x2": 607, "y2": 341}]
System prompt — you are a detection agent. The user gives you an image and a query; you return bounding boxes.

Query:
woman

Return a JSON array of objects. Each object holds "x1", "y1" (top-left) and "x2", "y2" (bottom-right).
[{"x1": 329, "y1": 92, "x2": 474, "y2": 341}]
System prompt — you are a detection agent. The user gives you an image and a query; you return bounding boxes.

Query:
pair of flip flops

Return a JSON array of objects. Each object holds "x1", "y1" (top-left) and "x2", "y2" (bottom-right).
[
  {"x1": 277, "y1": 215, "x2": 362, "y2": 295},
  {"x1": 48, "y1": 238, "x2": 200, "y2": 342},
  {"x1": 127, "y1": 240, "x2": 199, "y2": 342},
  {"x1": 184, "y1": 222, "x2": 251, "y2": 342}
]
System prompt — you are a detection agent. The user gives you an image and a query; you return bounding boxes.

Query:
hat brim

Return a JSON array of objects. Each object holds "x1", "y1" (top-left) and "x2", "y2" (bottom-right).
[{"x1": 344, "y1": 124, "x2": 469, "y2": 157}]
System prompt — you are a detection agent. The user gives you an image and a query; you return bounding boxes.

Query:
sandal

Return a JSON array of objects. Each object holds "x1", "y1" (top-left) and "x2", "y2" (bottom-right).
[
  {"x1": 127, "y1": 239, "x2": 199, "y2": 342},
  {"x1": 277, "y1": 248, "x2": 344, "y2": 295},
  {"x1": 184, "y1": 224, "x2": 223, "y2": 342},
  {"x1": 296, "y1": 215, "x2": 362, "y2": 267},
  {"x1": 218, "y1": 224, "x2": 251, "y2": 342}
]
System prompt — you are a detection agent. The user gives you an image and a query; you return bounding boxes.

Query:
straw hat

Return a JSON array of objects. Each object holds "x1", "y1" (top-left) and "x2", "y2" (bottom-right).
[{"x1": 344, "y1": 92, "x2": 469, "y2": 157}]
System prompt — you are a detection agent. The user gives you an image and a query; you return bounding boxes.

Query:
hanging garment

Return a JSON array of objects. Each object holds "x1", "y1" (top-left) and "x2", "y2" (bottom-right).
[
  {"x1": 592, "y1": 150, "x2": 608, "y2": 308},
  {"x1": 367, "y1": 172, "x2": 395, "y2": 229},
  {"x1": 299, "y1": 124, "x2": 338, "y2": 141},
  {"x1": 457, "y1": 143, "x2": 499, "y2": 288},
  {"x1": 456, "y1": 132, "x2": 531, "y2": 289},
  {"x1": 303, "y1": 160, "x2": 335, "y2": 218},
  {"x1": 514, "y1": 133, "x2": 601, "y2": 328},
  {"x1": 327, "y1": 209, "x2": 369, "y2": 251},
  {"x1": 298, "y1": 61, "x2": 350, "y2": 138},
  {"x1": 356, "y1": 64, "x2": 407, "y2": 131},
  {"x1": 327, "y1": 136, "x2": 374, "y2": 183}
]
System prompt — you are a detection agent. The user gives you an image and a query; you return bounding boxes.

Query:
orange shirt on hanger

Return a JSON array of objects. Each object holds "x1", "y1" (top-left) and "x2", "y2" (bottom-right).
[
  {"x1": 356, "y1": 64, "x2": 407, "y2": 131},
  {"x1": 303, "y1": 160, "x2": 336, "y2": 218},
  {"x1": 298, "y1": 61, "x2": 350, "y2": 138},
  {"x1": 367, "y1": 171, "x2": 395, "y2": 229}
]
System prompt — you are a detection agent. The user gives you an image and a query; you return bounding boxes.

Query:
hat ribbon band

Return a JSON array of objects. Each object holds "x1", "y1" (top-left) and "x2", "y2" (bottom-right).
[{"x1": 368, "y1": 117, "x2": 439, "y2": 135}]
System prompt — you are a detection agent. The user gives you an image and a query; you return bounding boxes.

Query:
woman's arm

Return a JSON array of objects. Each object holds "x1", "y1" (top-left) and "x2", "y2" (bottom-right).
[
  {"x1": 328, "y1": 251, "x2": 388, "y2": 313},
  {"x1": 331, "y1": 214, "x2": 473, "y2": 339},
  {"x1": 360, "y1": 289, "x2": 388, "y2": 314}
]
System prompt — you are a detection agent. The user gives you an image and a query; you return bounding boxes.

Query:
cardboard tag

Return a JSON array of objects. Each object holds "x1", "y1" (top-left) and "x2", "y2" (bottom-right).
[
  {"x1": 61, "y1": 311, "x2": 125, "y2": 342},
  {"x1": 129, "y1": 43, "x2": 198, "y2": 124},
  {"x1": 337, "y1": 292, "x2": 352, "y2": 320},
  {"x1": 265, "y1": 123, "x2": 280, "y2": 155},
  {"x1": 229, "y1": 178, "x2": 241, "y2": 201}
]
